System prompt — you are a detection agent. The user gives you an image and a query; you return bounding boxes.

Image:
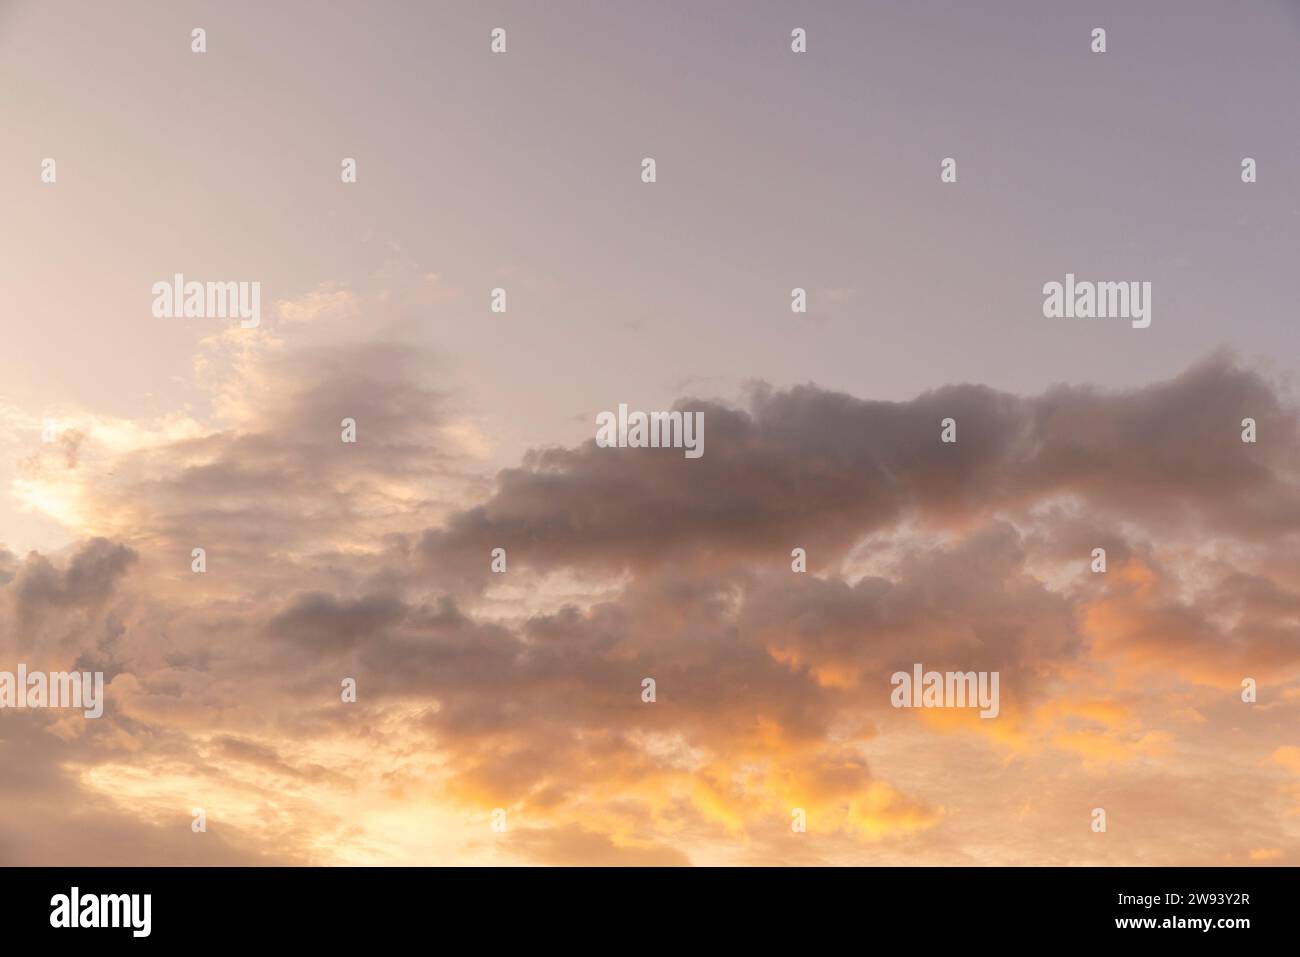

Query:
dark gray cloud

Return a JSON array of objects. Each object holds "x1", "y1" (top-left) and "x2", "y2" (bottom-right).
[
  {"x1": 14, "y1": 537, "x2": 136, "y2": 616},
  {"x1": 420, "y1": 351, "x2": 1300, "y2": 588}
]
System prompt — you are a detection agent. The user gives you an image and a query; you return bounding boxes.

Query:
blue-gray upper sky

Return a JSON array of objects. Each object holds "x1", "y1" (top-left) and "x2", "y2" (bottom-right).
[{"x1": 2, "y1": 0, "x2": 1298, "y2": 550}]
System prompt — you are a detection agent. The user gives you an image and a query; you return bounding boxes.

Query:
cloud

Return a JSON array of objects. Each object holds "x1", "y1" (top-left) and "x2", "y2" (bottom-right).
[
  {"x1": 13, "y1": 538, "x2": 136, "y2": 614},
  {"x1": 506, "y1": 825, "x2": 691, "y2": 867},
  {"x1": 3, "y1": 345, "x2": 1298, "y2": 864},
  {"x1": 274, "y1": 285, "x2": 360, "y2": 325},
  {"x1": 420, "y1": 351, "x2": 1300, "y2": 588}
]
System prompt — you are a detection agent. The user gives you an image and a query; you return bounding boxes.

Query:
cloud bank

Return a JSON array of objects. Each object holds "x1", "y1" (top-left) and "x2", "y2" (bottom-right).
[{"x1": 3, "y1": 342, "x2": 1298, "y2": 865}]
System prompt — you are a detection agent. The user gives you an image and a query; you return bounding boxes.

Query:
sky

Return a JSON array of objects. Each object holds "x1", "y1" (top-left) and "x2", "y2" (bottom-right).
[{"x1": 0, "y1": 0, "x2": 1298, "y2": 865}]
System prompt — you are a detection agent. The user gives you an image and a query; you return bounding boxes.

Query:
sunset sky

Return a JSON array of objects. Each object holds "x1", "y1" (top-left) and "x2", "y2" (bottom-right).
[{"x1": 1, "y1": 0, "x2": 1298, "y2": 865}]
